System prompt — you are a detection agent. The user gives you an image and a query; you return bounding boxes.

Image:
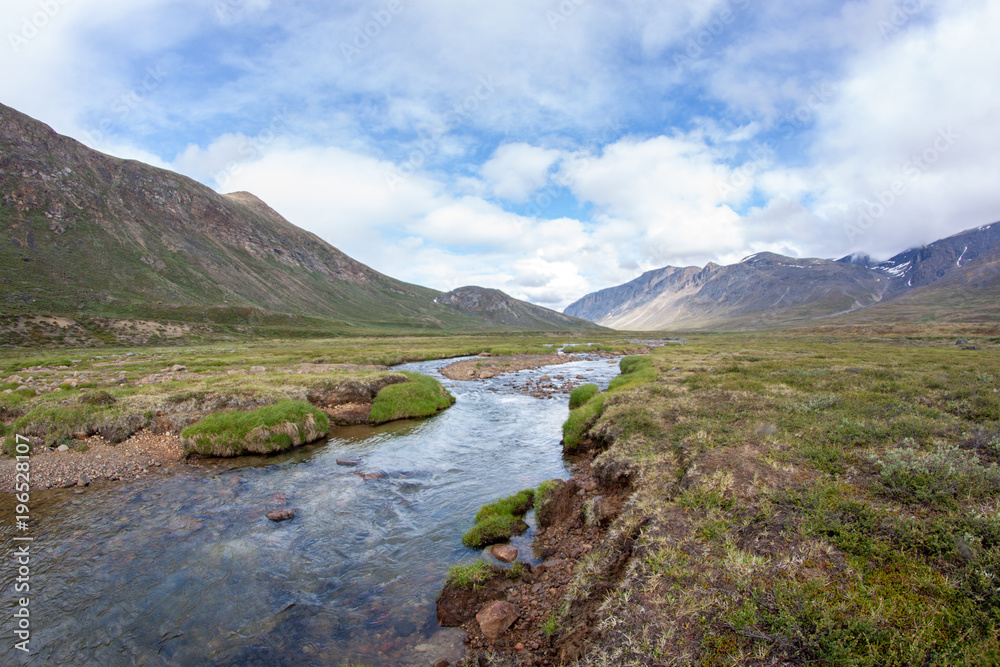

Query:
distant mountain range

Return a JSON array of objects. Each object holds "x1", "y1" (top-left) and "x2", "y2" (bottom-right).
[
  {"x1": 564, "y1": 223, "x2": 1000, "y2": 330},
  {"x1": 0, "y1": 103, "x2": 599, "y2": 334}
]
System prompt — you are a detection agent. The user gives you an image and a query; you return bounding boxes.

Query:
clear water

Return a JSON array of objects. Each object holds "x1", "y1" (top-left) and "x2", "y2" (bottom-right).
[{"x1": 0, "y1": 356, "x2": 622, "y2": 666}]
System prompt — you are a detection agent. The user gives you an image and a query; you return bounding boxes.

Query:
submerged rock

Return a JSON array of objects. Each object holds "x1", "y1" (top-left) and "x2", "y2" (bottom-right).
[
  {"x1": 490, "y1": 544, "x2": 518, "y2": 564},
  {"x1": 266, "y1": 509, "x2": 294, "y2": 522}
]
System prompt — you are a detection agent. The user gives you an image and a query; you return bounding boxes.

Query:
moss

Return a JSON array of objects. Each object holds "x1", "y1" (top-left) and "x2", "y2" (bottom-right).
[
  {"x1": 562, "y1": 392, "x2": 606, "y2": 452},
  {"x1": 462, "y1": 489, "x2": 535, "y2": 548},
  {"x1": 368, "y1": 372, "x2": 455, "y2": 424},
  {"x1": 181, "y1": 399, "x2": 328, "y2": 457},
  {"x1": 569, "y1": 383, "x2": 600, "y2": 409}
]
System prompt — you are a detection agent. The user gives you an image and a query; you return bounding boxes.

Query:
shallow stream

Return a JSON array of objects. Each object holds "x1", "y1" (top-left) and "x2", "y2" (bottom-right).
[{"x1": 0, "y1": 355, "x2": 623, "y2": 666}]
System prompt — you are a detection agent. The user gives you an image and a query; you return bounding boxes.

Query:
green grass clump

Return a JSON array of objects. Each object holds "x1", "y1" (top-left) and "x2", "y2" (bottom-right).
[
  {"x1": 181, "y1": 399, "x2": 328, "y2": 457},
  {"x1": 462, "y1": 489, "x2": 535, "y2": 548},
  {"x1": 446, "y1": 561, "x2": 494, "y2": 589},
  {"x1": 569, "y1": 383, "x2": 600, "y2": 409},
  {"x1": 607, "y1": 355, "x2": 656, "y2": 391},
  {"x1": 368, "y1": 372, "x2": 455, "y2": 424},
  {"x1": 562, "y1": 392, "x2": 606, "y2": 452}
]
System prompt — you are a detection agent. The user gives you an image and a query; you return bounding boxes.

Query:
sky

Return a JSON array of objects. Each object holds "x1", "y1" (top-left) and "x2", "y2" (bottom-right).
[{"x1": 3, "y1": 0, "x2": 999, "y2": 310}]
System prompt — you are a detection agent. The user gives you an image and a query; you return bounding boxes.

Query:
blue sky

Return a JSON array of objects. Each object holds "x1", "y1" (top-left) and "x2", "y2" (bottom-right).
[{"x1": 3, "y1": 0, "x2": 1000, "y2": 308}]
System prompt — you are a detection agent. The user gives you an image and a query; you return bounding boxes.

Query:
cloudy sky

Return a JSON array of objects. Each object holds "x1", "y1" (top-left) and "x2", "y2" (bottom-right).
[{"x1": 3, "y1": 0, "x2": 999, "y2": 309}]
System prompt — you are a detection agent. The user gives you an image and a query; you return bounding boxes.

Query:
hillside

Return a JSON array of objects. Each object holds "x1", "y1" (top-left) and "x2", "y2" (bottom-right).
[
  {"x1": 435, "y1": 286, "x2": 595, "y2": 329},
  {"x1": 566, "y1": 223, "x2": 1000, "y2": 331},
  {"x1": 0, "y1": 103, "x2": 592, "y2": 336}
]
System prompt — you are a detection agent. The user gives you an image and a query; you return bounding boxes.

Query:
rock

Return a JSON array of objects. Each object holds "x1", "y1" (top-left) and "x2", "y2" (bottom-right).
[
  {"x1": 433, "y1": 661, "x2": 450, "y2": 667},
  {"x1": 76, "y1": 476, "x2": 90, "y2": 487},
  {"x1": 515, "y1": 642, "x2": 524, "y2": 651},
  {"x1": 72, "y1": 431, "x2": 88, "y2": 440},
  {"x1": 170, "y1": 365, "x2": 187, "y2": 372},
  {"x1": 536, "y1": 479, "x2": 579, "y2": 528},
  {"x1": 57, "y1": 444, "x2": 70, "y2": 452},
  {"x1": 249, "y1": 366, "x2": 266, "y2": 374},
  {"x1": 490, "y1": 544, "x2": 518, "y2": 563},
  {"x1": 8, "y1": 375, "x2": 23, "y2": 384},
  {"x1": 539, "y1": 375, "x2": 551, "y2": 382},
  {"x1": 956, "y1": 339, "x2": 969, "y2": 345},
  {"x1": 269, "y1": 493, "x2": 288, "y2": 504},
  {"x1": 337, "y1": 458, "x2": 362, "y2": 466},
  {"x1": 476, "y1": 600, "x2": 519, "y2": 641},
  {"x1": 266, "y1": 510, "x2": 295, "y2": 522}
]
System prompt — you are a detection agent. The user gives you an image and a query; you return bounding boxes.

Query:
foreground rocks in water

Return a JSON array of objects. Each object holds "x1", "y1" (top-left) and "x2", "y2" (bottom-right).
[
  {"x1": 476, "y1": 601, "x2": 520, "y2": 641},
  {"x1": 490, "y1": 544, "x2": 518, "y2": 563},
  {"x1": 440, "y1": 354, "x2": 570, "y2": 381},
  {"x1": 266, "y1": 509, "x2": 294, "y2": 522}
]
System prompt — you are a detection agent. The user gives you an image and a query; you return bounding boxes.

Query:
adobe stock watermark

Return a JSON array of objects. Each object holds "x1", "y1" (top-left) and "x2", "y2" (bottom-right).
[
  {"x1": 81, "y1": 64, "x2": 168, "y2": 147},
  {"x1": 843, "y1": 126, "x2": 960, "y2": 243},
  {"x1": 673, "y1": 0, "x2": 751, "y2": 73},
  {"x1": 8, "y1": 0, "x2": 73, "y2": 54},
  {"x1": 384, "y1": 75, "x2": 500, "y2": 192},
  {"x1": 213, "y1": 109, "x2": 293, "y2": 190},
  {"x1": 546, "y1": 0, "x2": 589, "y2": 31},
  {"x1": 878, "y1": 0, "x2": 927, "y2": 40},
  {"x1": 341, "y1": 0, "x2": 409, "y2": 63}
]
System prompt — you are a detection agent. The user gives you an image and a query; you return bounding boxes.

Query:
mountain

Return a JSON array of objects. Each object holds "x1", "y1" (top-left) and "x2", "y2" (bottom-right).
[
  {"x1": 566, "y1": 223, "x2": 1000, "y2": 330},
  {"x1": 0, "y1": 103, "x2": 595, "y2": 334},
  {"x1": 435, "y1": 286, "x2": 592, "y2": 329}
]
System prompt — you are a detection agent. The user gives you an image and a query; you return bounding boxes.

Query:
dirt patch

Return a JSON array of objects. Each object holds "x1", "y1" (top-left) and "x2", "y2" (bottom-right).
[{"x1": 0, "y1": 430, "x2": 186, "y2": 492}]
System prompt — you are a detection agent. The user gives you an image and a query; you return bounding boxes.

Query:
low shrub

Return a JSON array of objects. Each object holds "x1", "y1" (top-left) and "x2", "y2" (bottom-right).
[
  {"x1": 181, "y1": 400, "x2": 328, "y2": 457},
  {"x1": 870, "y1": 440, "x2": 1000, "y2": 506}
]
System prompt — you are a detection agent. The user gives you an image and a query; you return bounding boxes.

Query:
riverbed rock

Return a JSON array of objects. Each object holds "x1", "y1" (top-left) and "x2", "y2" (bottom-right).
[
  {"x1": 336, "y1": 457, "x2": 362, "y2": 466},
  {"x1": 266, "y1": 509, "x2": 294, "y2": 522},
  {"x1": 476, "y1": 601, "x2": 519, "y2": 641},
  {"x1": 490, "y1": 544, "x2": 518, "y2": 563}
]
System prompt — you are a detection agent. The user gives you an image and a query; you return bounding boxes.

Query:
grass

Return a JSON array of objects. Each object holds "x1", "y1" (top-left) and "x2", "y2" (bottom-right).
[
  {"x1": 368, "y1": 371, "x2": 455, "y2": 424},
  {"x1": 462, "y1": 489, "x2": 535, "y2": 548},
  {"x1": 180, "y1": 399, "x2": 329, "y2": 457},
  {"x1": 549, "y1": 327, "x2": 1000, "y2": 666},
  {"x1": 569, "y1": 383, "x2": 600, "y2": 409},
  {"x1": 446, "y1": 561, "x2": 494, "y2": 590}
]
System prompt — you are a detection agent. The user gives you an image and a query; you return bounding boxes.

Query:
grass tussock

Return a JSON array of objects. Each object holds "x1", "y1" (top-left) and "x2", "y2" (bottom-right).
[
  {"x1": 181, "y1": 399, "x2": 328, "y2": 457},
  {"x1": 569, "y1": 383, "x2": 600, "y2": 409},
  {"x1": 368, "y1": 371, "x2": 455, "y2": 424},
  {"x1": 462, "y1": 489, "x2": 535, "y2": 548},
  {"x1": 446, "y1": 561, "x2": 494, "y2": 590}
]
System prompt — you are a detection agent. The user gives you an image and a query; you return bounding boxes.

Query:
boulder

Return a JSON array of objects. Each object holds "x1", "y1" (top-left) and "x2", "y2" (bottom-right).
[
  {"x1": 170, "y1": 365, "x2": 187, "y2": 372},
  {"x1": 476, "y1": 601, "x2": 519, "y2": 641},
  {"x1": 490, "y1": 544, "x2": 518, "y2": 563},
  {"x1": 266, "y1": 510, "x2": 294, "y2": 522}
]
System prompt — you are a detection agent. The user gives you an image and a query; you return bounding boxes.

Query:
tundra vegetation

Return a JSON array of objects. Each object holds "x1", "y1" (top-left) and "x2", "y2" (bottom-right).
[
  {"x1": 0, "y1": 332, "x2": 631, "y2": 455},
  {"x1": 547, "y1": 327, "x2": 1000, "y2": 665},
  {"x1": 462, "y1": 489, "x2": 536, "y2": 548}
]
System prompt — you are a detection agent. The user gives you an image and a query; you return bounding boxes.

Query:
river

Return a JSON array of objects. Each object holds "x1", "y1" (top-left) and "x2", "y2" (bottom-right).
[{"x1": 0, "y1": 354, "x2": 624, "y2": 666}]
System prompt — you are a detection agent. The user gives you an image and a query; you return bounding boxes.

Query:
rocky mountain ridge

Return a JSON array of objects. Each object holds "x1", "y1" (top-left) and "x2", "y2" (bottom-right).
[{"x1": 566, "y1": 223, "x2": 1000, "y2": 330}]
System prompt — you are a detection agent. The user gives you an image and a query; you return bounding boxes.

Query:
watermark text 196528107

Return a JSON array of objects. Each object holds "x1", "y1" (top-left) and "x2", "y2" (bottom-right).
[{"x1": 10, "y1": 434, "x2": 33, "y2": 654}]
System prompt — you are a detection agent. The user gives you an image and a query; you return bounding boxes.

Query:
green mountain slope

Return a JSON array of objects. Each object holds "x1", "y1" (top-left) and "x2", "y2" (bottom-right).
[{"x1": 0, "y1": 103, "x2": 595, "y2": 334}]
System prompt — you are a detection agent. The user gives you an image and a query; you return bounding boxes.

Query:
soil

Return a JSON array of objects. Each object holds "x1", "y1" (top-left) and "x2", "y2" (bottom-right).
[
  {"x1": 0, "y1": 430, "x2": 187, "y2": 491},
  {"x1": 438, "y1": 451, "x2": 634, "y2": 666}
]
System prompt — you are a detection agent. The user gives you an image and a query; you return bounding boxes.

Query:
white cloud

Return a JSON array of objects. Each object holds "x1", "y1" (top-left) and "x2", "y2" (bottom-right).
[{"x1": 481, "y1": 143, "x2": 562, "y2": 203}]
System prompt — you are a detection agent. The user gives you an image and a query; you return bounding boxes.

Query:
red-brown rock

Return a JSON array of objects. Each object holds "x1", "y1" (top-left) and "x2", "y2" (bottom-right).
[
  {"x1": 490, "y1": 544, "x2": 518, "y2": 563},
  {"x1": 476, "y1": 600, "x2": 519, "y2": 641}
]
